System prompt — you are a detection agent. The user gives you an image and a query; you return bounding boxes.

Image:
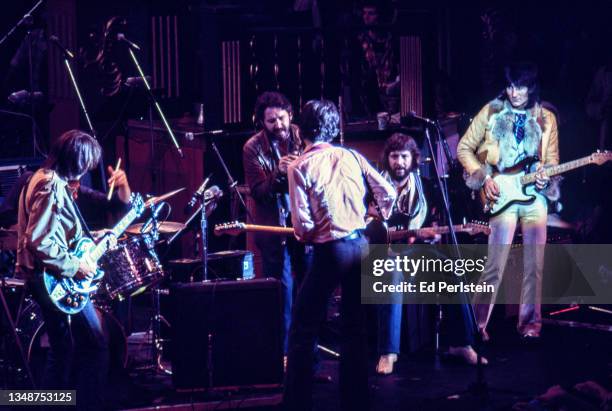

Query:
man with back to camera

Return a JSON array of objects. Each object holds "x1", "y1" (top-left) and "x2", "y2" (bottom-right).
[{"x1": 284, "y1": 99, "x2": 396, "y2": 410}]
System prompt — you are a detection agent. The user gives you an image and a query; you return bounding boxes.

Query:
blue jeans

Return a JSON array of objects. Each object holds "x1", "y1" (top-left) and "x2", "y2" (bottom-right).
[
  {"x1": 284, "y1": 235, "x2": 369, "y2": 411},
  {"x1": 378, "y1": 249, "x2": 475, "y2": 354},
  {"x1": 377, "y1": 268, "x2": 404, "y2": 354},
  {"x1": 261, "y1": 239, "x2": 312, "y2": 353},
  {"x1": 28, "y1": 280, "x2": 109, "y2": 410}
]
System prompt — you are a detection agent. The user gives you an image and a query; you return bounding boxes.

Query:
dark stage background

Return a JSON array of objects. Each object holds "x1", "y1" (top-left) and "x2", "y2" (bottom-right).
[{"x1": 0, "y1": 0, "x2": 611, "y2": 250}]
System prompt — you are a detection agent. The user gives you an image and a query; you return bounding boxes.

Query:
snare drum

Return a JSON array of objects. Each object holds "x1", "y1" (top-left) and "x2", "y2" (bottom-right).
[{"x1": 99, "y1": 234, "x2": 164, "y2": 300}]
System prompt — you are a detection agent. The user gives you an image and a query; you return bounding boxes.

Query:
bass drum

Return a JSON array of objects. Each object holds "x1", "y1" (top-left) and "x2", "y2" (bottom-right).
[{"x1": 14, "y1": 300, "x2": 127, "y2": 385}]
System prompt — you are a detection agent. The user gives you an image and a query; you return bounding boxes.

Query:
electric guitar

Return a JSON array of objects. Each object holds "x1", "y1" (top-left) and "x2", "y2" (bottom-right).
[
  {"x1": 364, "y1": 219, "x2": 490, "y2": 244},
  {"x1": 481, "y1": 151, "x2": 612, "y2": 216},
  {"x1": 214, "y1": 220, "x2": 490, "y2": 244},
  {"x1": 43, "y1": 193, "x2": 145, "y2": 314},
  {"x1": 214, "y1": 222, "x2": 293, "y2": 237}
]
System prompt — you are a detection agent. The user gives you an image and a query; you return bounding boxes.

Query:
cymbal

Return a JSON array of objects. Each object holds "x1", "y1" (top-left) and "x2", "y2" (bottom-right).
[
  {"x1": 125, "y1": 221, "x2": 186, "y2": 235},
  {"x1": 144, "y1": 187, "x2": 186, "y2": 207},
  {"x1": 0, "y1": 228, "x2": 17, "y2": 250}
]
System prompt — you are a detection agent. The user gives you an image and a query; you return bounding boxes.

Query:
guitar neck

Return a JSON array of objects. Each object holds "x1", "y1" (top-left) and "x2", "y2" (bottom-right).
[
  {"x1": 239, "y1": 224, "x2": 294, "y2": 235},
  {"x1": 521, "y1": 155, "x2": 593, "y2": 185},
  {"x1": 89, "y1": 207, "x2": 139, "y2": 262},
  {"x1": 388, "y1": 224, "x2": 466, "y2": 241}
]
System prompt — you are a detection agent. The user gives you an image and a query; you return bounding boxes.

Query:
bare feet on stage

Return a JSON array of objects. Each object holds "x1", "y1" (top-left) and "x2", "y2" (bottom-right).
[
  {"x1": 448, "y1": 346, "x2": 489, "y2": 366},
  {"x1": 376, "y1": 353, "x2": 398, "y2": 375}
]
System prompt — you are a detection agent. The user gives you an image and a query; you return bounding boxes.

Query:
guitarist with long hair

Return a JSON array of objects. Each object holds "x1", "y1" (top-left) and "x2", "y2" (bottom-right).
[
  {"x1": 457, "y1": 62, "x2": 559, "y2": 341},
  {"x1": 16, "y1": 130, "x2": 115, "y2": 409}
]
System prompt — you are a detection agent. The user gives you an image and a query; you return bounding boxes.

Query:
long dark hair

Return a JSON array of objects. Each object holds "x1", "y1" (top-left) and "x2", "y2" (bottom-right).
[
  {"x1": 45, "y1": 130, "x2": 101, "y2": 180},
  {"x1": 500, "y1": 61, "x2": 540, "y2": 109}
]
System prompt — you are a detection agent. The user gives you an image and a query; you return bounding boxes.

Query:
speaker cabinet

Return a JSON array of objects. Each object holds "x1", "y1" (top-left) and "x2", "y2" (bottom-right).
[{"x1": 169, "y1": 278, "x2": 283, "y2": 390}]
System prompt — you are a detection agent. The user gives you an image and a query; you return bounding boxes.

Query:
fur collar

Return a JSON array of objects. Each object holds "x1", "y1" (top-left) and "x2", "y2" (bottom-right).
[{"x1": 488, "y1": 99, "x2": 543, "y2": 171}]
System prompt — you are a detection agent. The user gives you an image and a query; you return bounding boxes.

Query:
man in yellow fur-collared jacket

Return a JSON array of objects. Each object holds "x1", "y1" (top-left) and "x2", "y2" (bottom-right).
[{"x1": 457, "y1": 62, "x2": 559, "y2": 342}]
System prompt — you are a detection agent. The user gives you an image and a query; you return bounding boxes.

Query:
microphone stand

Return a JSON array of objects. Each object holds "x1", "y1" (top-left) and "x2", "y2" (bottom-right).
[
  {"x1": 338, "y1": 95, "x2": 345, "y2": 146},
  {"x1": 423, "y1": 121, "x2": 500, "y2": 402},
  {"x1": 125, "y1": 47, "x2": 184, "y2": 159},
  {"x1": 56, "y1": 40, "x2": 108, "y2": 192},
  {"x1": 210, "y1": 141, "x2": 252, "y2": 222},
  {"x1": 0, "y1": 0, "x2": 44, "y2": 158},
  {"x1": 200, "y1": 193, "x2": 208, "y2": 281},
  {"x1": 0, "y1": 0, "x2": 43, "y2": 47}
]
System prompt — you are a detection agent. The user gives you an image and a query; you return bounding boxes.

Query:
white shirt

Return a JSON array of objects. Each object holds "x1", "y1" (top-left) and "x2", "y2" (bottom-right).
[{"x1": 288, "y1": 142, "x2": 396, "y2": 243}]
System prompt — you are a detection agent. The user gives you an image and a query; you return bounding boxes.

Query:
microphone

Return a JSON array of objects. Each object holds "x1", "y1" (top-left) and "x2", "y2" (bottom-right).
[
  {"x1": 48, "y1": 35, "x2": 75, "y2": 59},
  {"x1": 406, "y1": 111, "x2": 437, "y2": 126},
  {"x1": 125, "y1": 76, "x2": 151, "y2": 88},
  {"x1": 203, "y1": 185, "x2": 223, "y2": 203},
  {"x1": 8, "y1": 90, "x2": 43, "y2": 106},
  {"x1": 141, "y1": 202, "x2": 165, "y2": 234},
  {"x1": 270, "y1": 140, "x2": 282, "y2": 162},
  {"x1": 186, "y1": 176, "x2": 211, "y2": 211},
  {"x1": 117, "y1": 33, "x2": 141, "y2": 50}
]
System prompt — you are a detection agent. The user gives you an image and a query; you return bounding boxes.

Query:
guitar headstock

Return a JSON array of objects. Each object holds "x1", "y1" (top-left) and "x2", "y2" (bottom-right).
[
  {"x1": 590, "y1": 150, "x2": 612, "y2": 166},
  {"x1": 130, "y1": 193, "x2": 146, "y2": 218},
  {"x1": 464, "y1": 221, "x2": 491, "y2": 236},
  {"x1": 214, "y1": 221, "x2": 246, "y2": 236}
]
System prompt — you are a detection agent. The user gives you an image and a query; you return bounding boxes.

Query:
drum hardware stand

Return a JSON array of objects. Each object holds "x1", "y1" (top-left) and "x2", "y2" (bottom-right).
[
  {"x1": 164, "y1": 191, "x2": 221, "y2": 269},
  {"x1": 0, "y1": 273, "x2": 36, "y2": 388},
  {"x1": 200, "y1": 186, "x2": 209, "y2": 282},
  {"x1": 137, "y1": 203, "x2": 172, "y2": 375}
]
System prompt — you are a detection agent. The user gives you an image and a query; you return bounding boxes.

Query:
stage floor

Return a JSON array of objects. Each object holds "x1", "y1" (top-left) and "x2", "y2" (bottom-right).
[{"x1": 107, "y1": 312, "x2": 611, "y2": 411}]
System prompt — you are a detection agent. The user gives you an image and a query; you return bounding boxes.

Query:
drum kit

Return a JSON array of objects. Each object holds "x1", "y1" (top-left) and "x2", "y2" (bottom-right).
[{"x1": 0, "y1": 187, "x2": 201, "y2": 387}]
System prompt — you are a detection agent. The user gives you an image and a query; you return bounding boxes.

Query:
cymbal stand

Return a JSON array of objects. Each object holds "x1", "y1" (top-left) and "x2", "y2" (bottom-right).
[{"x1": 138, "y1": 207, "x2": 172, "y2": 375}]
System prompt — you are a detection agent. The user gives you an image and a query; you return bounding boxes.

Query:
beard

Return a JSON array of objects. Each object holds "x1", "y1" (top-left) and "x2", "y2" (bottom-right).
[
  {"x1": 265, "y1": 124, "x2": 291, "y2": 142},
  {"x1": 390, "y1": 166, "x2": 408, "y2": 182}
]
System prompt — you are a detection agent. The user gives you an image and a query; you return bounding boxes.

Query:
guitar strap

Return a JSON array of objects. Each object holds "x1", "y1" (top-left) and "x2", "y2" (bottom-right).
[{"x1": 66, "y1": 187, "x2": 94, "y2": 240}]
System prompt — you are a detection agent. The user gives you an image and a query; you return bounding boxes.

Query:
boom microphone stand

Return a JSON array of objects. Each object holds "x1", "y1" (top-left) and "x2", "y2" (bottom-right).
[
  {"x1": 0, "y1": 0, "x2": 44, "y2": 158},
  {"x1": 123, "y1": 42, "x2": 184, "y2": 159},
  {"x1": 49, "y1": 35, "x2": 108, "y2": 192},
  {"x1": 210, "y1": 141, "x2": 252, "y2": 222}
]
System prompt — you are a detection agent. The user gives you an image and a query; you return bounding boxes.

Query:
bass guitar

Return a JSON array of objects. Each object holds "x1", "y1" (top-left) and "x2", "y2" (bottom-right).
[
  {"x1": 481, "y1": 151, "x2": 611, "y2": 216},
  {"x1": 43, "y1": 193, "x2": 145, "y2": 314}
]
